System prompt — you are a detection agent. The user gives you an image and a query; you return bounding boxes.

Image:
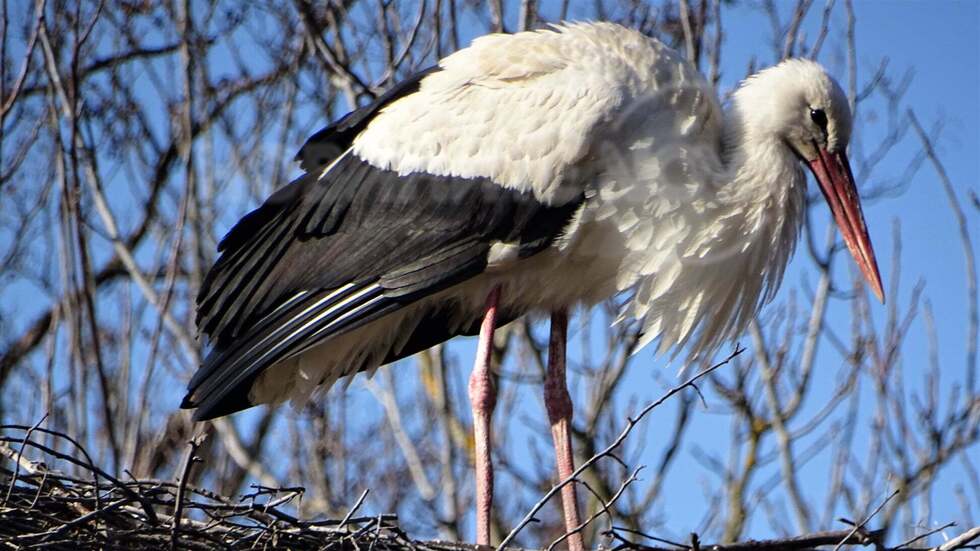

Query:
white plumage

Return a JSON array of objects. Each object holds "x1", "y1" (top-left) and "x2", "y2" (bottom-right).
[
  {"x1": 186, "y1": 22, "x2": 883, "y2": 547},
  {"x1": 251, "y1": 24, "x2": 852, "y2": 405}
]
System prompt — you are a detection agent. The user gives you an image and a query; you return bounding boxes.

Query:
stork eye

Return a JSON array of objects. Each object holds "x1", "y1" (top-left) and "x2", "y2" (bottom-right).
[{"x1": 809, "y1": 108, "x2": 828, "y2": 130}]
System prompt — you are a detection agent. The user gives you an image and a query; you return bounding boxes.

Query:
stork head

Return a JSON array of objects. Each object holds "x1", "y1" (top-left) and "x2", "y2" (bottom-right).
[{"x1": 732, "y1": 59, "x2": 884, "y2": 302}]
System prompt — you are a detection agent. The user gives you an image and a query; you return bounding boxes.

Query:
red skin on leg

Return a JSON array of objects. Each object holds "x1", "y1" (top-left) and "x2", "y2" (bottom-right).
[
  {"x1": 468, "y1": 286, "x2": 500, "y2": 546},
  {"x1": 546, "y1": 309, "x2": 584, "y2": 551}
]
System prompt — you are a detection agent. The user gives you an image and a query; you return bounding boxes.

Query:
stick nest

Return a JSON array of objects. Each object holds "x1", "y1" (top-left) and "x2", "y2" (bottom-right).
[{"x1": 0, "y1": 424, "x2": 477, "y2": 551}]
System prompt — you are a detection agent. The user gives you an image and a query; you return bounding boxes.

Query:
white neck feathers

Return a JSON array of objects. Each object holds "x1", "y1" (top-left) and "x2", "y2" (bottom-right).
[{"x1": 606, "y1": 81, "x2": 807, "y2": 361}]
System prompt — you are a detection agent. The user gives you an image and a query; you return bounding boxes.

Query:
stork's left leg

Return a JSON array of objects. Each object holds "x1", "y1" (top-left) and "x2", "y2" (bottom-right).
[
  {"x1": 469, "y1": 285, "x2": 501, "y2": 546},
  {"x1": 545, "y1": 309, "x2": 584, "y2": 551}
]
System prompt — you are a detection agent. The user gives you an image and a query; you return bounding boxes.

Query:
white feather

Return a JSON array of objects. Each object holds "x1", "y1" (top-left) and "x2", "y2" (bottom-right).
[
  {"x1": 253, "y1": 22, "x2": 852, "y2": 407},
  {"x1": 353, "y1": 22, "x2": 697, "y2": 205}
]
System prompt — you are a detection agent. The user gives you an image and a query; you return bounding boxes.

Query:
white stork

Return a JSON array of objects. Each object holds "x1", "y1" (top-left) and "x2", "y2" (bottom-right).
[{"x1": 182, "y1": 22, "x2": 883, "y2": 548}]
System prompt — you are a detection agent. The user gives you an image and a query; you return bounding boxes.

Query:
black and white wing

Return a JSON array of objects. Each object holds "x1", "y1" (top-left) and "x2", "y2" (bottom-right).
[
  {"x1": 182, "y1": 24, "x2": 668, "y2": 420},
  {"x1": 183, "y1": 62, "x2": 589, "y2": 418},
  {"x1": 185, "y1": 155, "x2": 580, "y2": 418},
  {"x1": 294, "y1": 67, "x2": 438, "y2": 173}
]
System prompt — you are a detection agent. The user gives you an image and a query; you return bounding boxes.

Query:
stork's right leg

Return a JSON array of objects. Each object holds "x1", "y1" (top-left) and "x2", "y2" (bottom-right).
[
  {"x1": 469, "y1": 285, "x2": 501, "y2": 546},
  {"x1": 545, "y1": 309, "x2": 584, "y2": 551}
]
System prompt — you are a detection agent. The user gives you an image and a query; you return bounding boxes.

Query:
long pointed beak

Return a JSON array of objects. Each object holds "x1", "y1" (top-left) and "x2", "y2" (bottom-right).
[{"x1": 808, "y1": 146, "x2": 885, "y2": 302}]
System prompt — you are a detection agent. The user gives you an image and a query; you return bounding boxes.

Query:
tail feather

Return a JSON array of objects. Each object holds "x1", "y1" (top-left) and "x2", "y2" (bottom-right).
[{"x1": 184, "y1": 281, "x2": 394, "y2": 420}]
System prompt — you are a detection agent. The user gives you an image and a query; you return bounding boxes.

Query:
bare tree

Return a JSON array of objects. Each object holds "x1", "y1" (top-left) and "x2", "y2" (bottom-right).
[{"x1": 1, "y1": 1, "x2": 976, "y2": 549}]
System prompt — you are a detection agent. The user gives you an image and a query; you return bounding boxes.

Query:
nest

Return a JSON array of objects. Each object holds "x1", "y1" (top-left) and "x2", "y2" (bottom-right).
[
  {"x1": 0, "y1": 424, "x2": 480, "y2": 551},
  {"x1": 5, "y1": 423, "x2": 975, "y2": 551}
]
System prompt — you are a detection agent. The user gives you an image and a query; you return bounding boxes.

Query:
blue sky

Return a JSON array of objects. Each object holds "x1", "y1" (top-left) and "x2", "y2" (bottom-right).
[
  {"x1": 1, "y1": 0, "x2": 976, "y2": 545},
  {"x1": 668, "y1": 0, "x2": 978, "y2": 537},
  {"x1": 179, "y1": 0, "x2": 980, "y2": 541},
  {"x1": 435, "y1": 0, "x2": 980, "y2": 540}
]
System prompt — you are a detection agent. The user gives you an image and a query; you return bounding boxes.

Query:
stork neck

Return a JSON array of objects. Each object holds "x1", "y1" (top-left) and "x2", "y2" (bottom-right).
[
  {"x1": 711, "y1": 111, "x2": 809, "y2": 267},
  {"x1": 721, "y1": 117, "x2": 805, "y2": 211}
]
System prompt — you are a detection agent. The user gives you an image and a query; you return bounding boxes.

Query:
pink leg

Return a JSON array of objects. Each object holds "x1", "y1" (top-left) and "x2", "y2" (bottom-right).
[
  {"x1": 545, "y1": 309, "x2": 584, "y2": 551},
  {"x1": 469, "y1": 286, "x2": 501, "y2": 546}
]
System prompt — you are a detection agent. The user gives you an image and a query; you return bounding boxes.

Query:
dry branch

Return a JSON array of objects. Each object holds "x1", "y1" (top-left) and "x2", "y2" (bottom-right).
[{"x1": 0, "y1": 1, "x2": 977, "y2": 549}]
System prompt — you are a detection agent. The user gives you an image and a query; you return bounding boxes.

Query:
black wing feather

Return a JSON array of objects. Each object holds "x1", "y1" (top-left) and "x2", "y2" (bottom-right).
[
  {"x1": 212, "y1": 67, "x2": 437, "y2": 258},
  {"x1": 294, "y1": 67, "x2": 439, "y2": 173},
  {"x1": 187, "y1": 153, "x2": 581, "y2": 420},
  {"x1": 186, "y1": 68, "x2": 582, "y2": 420}
]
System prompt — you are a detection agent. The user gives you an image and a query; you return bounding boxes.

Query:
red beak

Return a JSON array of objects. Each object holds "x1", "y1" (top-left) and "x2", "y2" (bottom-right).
[{"x1": 808, "y1": 147, "x2": 885, "y2": 303}]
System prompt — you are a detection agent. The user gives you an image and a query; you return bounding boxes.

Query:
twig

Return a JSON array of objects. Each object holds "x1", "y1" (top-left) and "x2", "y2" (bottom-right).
[
  {"x1": 548, "y1": 467, "x2": 643, "y2": 551},
  {"x1": 171, "y1": 430, "x2": 208, "y2": 551},
  {"x1": 0, "y1": 0, "x2": 45, "y2": 118},
  {"x1": 340, "y1": 488, "x2": 371, "y2": 529},
  {"x1": 497, "y1": 345, "x2": 744, "y2": 550},
  {"x1": 808, "y1": 0, "x2": 836, "y2": 59},
  {"x1": 605, "y1": 527, "x2": 891, "y2": 550},
  {"x1": 2, "y1": 413, "x2": 47, "y2": 507},
  {"x1": 908, "y1": 110, "x2": 977, "y2": 394},
  {"x1": 366, "y1": 375, "x2": 437, "y2": 500},
  {"x1": 890, "y1": 522, "x2": 956, "y2": 550},
  {"x1": 934, "y1": 526, "x2": 980, "y2": 551},
  {"x1": 678, "y1": 0, "x2": 697, "y2": 65},
  {"x1": 606, "y1": 525, "x2": 689, "y2": 549},
  {"x1": 0, "y1": 421, "x2": 967, "y2": 551},
  {"x1": 833, "y1": 488, "x2": 899, "y2": 551}
]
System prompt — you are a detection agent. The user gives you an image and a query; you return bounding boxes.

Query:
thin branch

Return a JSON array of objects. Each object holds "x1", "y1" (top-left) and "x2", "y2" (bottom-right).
[
  {"x1": 908, "y1": 110, "x2": 977, "y2": 394},
  {"x1": 833, "y1": 489, "x2": 900, "y2": 551},
  {"x1": 498, "y1": 345, "x2": 745, "y2": 550},
  {"x1": 171, "y1": 430, "x2": 207, "y2": 551}
]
